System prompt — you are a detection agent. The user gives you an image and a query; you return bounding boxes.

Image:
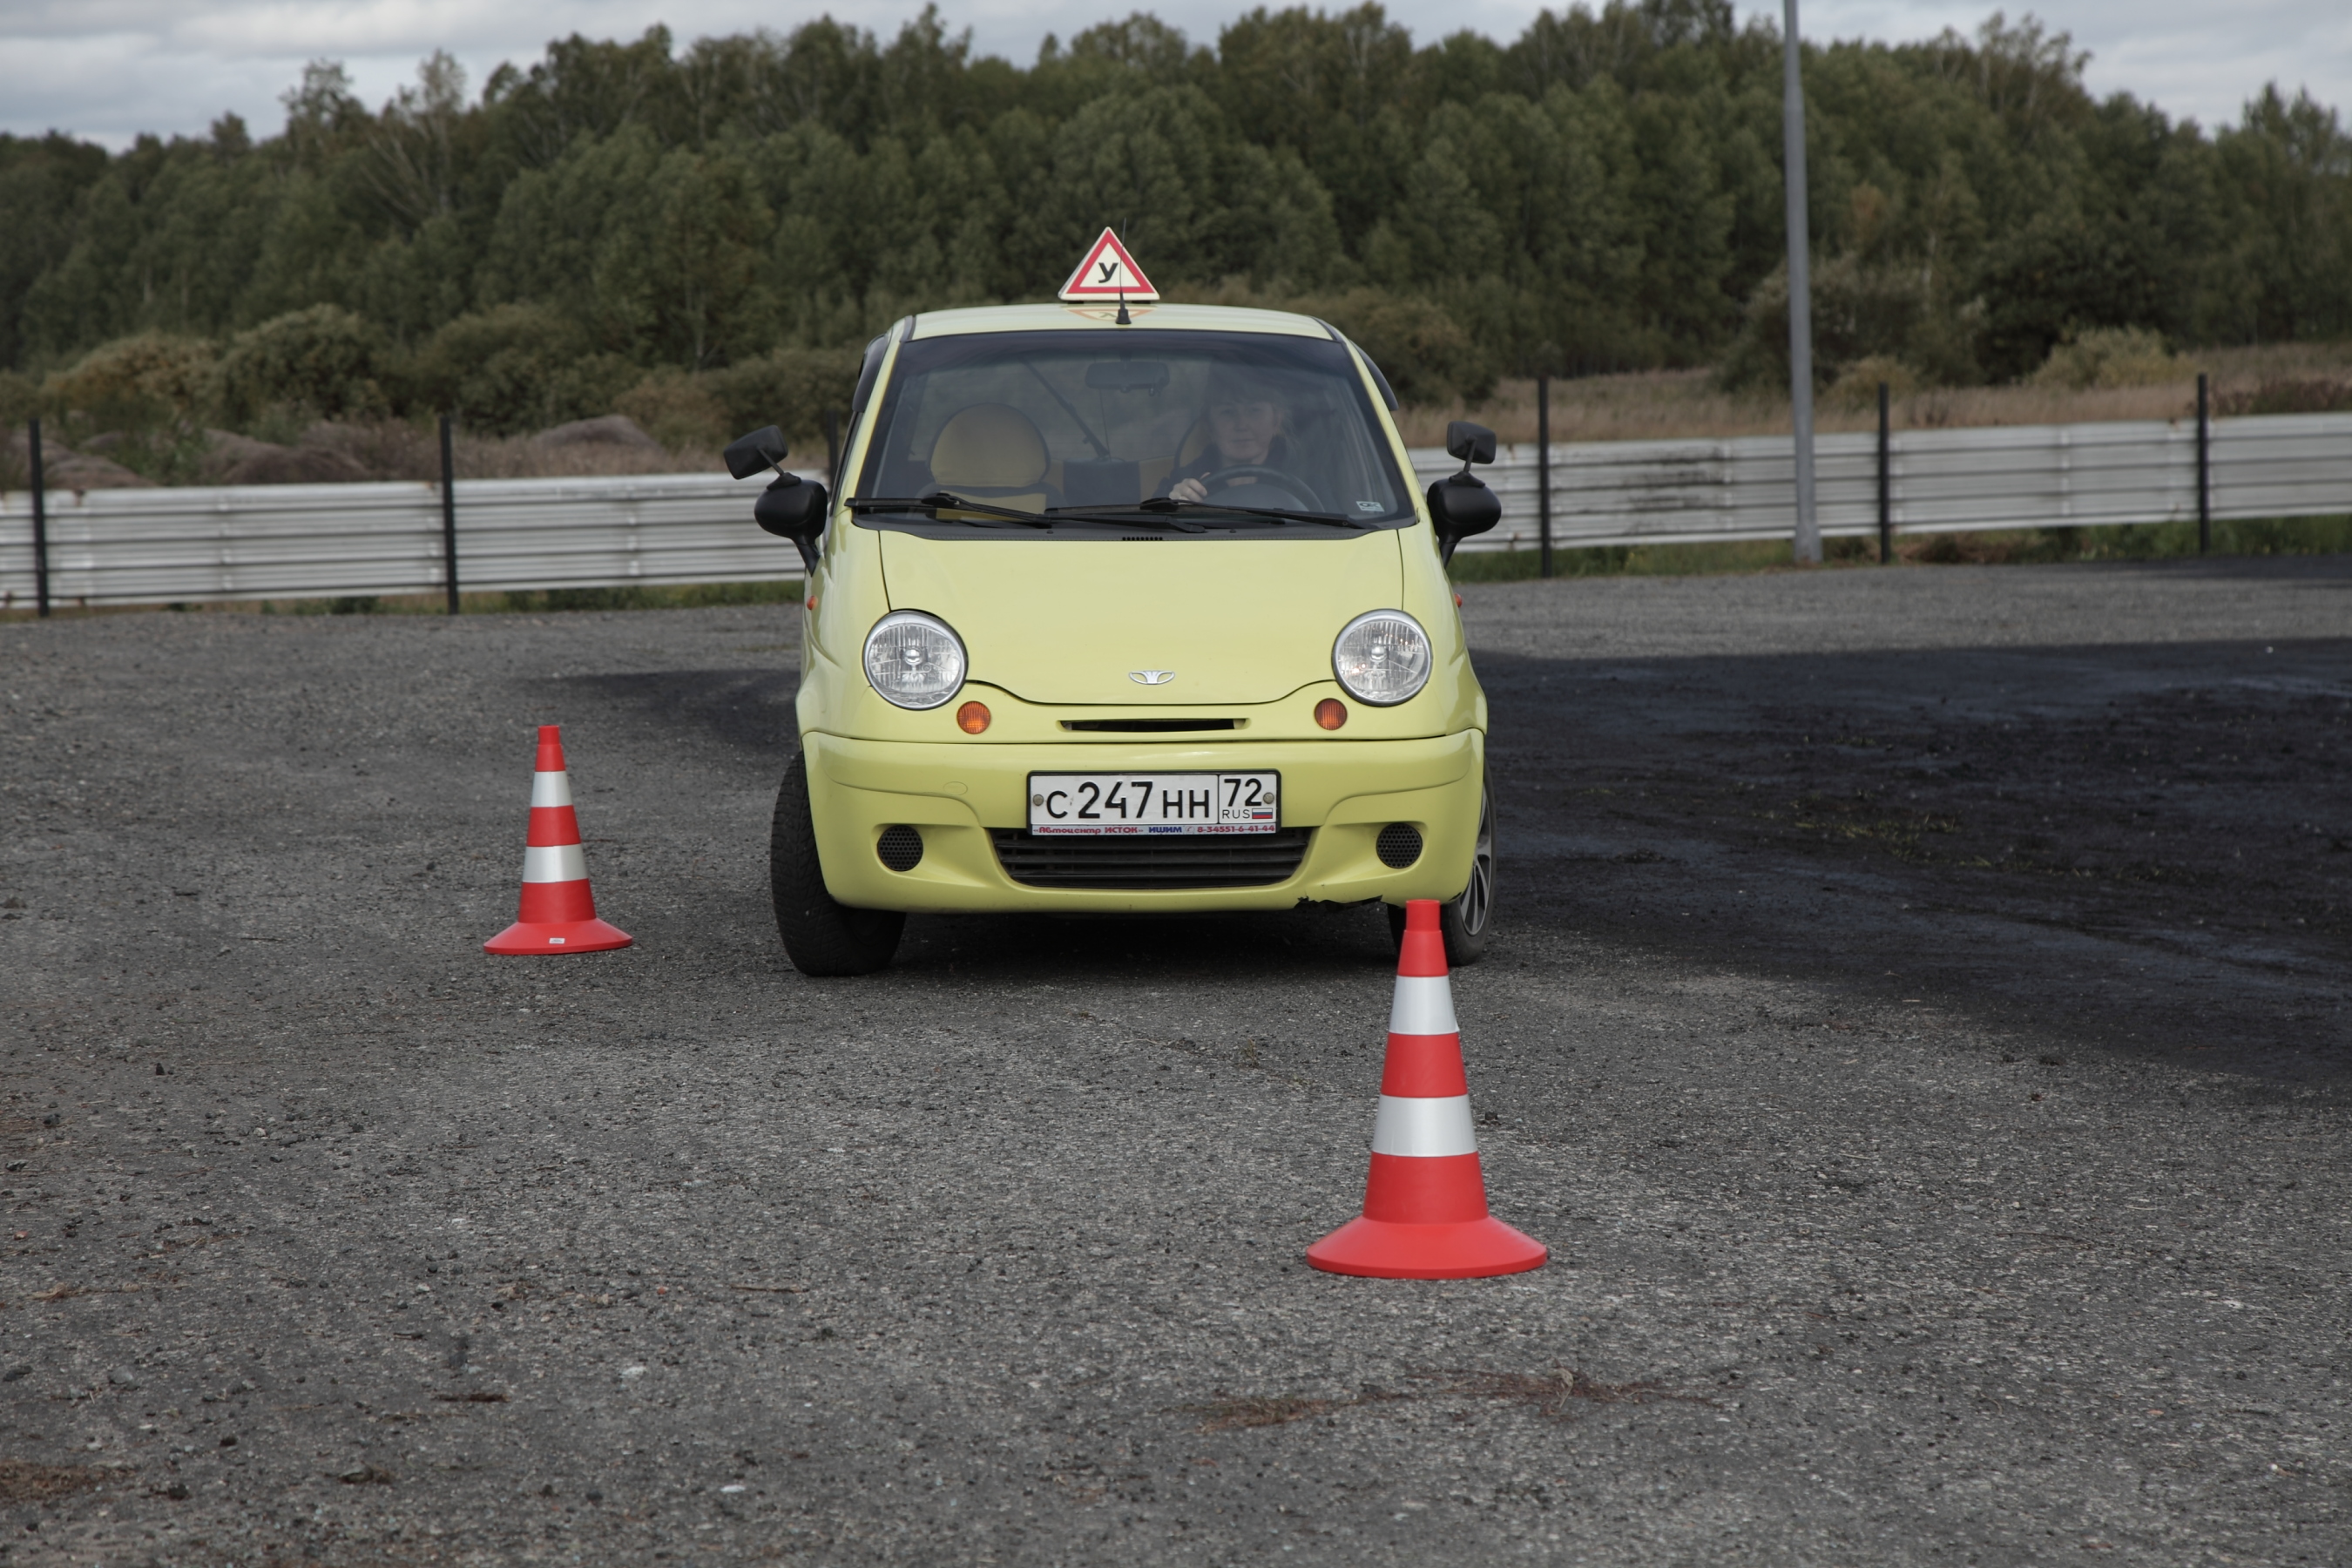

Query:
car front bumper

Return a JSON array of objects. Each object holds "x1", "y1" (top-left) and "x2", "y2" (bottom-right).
[{"x1": 802, "y1": 729, "x2": 1484, "y2": 913}]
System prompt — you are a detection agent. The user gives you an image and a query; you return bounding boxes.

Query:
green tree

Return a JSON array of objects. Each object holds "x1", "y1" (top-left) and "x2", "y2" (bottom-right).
[{"x1": 1, "y1": 6, "x2": 2347, "y2": 409}]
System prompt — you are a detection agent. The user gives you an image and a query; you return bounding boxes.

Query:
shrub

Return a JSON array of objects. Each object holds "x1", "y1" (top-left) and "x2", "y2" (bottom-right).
[
  {"x1": 0, "y1": 369, "x2": 37, "y2": 427},
  {"x1": 703, "y1": 348, "x2": 864, "y2": 452},
  {"x1": 613, "y1": 370, "x2": 728, "y2": 450},
  {"x1": 2031, "y1": 327, "x2": 2182, "y2": 390},
  {"x1": 1721, "y1": 258, "x2": 1983, "y2": 392},
  {"x1": 400, "y1": 305, "x2": 639, "y2": 436},
  {"x1": 1824, "y1": 355, "x2": 1920, "y2": 411},
  {"x1": 1161, "y1": 281, "x2": 1494, "y2": 406},
  {"x1": 1301, "y1": 289, "x2": 1494, "y2": 405},
  {"x1": 218, "y1": 305, "x2": 388, "y2": 423},
  {"x1": 45, "y1": 333, "x2": 220, "y2": 432}
]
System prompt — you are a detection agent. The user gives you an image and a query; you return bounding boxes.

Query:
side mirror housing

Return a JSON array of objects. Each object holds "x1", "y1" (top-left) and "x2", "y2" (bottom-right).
[
  {"x1": 1445, "y1": 420, "x2": 1497, "y2": 466},
  {"x1": 754, "y1": 473, "x2": 828, "y2": 573},
  {"x1": 1425, "y1": 472, "x2": 1501, "y2": 563},
  {"x1": 1428, "y1": 418, "x2": 1500, "y2": 562},
  {"x1": 724, "y1": 424, "x2": 788, "y2": 480}
]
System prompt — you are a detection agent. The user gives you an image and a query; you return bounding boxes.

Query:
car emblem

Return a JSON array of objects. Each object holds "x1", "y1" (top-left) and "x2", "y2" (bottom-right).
[{"x1": 1129, "y1": 669, "x2": 1175, "y2": 686}]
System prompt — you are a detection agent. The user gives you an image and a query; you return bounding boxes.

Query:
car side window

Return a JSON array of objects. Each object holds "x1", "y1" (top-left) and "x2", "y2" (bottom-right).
[{"x1": 836, "y1": 332, "x2": 891, "y2": 494}]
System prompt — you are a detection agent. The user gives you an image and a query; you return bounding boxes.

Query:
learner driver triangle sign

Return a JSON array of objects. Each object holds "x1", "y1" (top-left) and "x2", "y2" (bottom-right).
[{"x1": 1059, "y1": 229, "x2": 1158, "y2": 301}]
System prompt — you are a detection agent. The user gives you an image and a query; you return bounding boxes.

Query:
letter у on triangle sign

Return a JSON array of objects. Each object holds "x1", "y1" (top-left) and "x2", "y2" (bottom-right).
[{"x1": 1059, "y1": 229, "x2": 1158, "y2": 301}]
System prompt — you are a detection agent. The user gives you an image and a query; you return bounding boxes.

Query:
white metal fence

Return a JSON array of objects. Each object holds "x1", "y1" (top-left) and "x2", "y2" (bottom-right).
[
  {"x1": 1456, "y1": 411, "x2": 2352, "y2": 553},
  {"x1": 2, "y1": 414, "x2": 2346, "y2": 609}
]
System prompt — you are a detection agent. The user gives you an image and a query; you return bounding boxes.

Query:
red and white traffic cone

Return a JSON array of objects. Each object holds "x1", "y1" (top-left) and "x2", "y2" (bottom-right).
[
  {"x1": 483, "y1": 725, "x2": 632, "y2": 956},
  {"x1": 1307, "y1": 899, "x2": 1545, "y2": 1279}
]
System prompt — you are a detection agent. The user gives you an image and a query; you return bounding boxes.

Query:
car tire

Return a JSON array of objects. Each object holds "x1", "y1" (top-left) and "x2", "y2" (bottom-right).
[
  {"x1": 770, "y1": 746, "x2": 905, "y2": 977},
  {"x1": 1388, "y1": 777, "x2": 1493, "y2": 969}
]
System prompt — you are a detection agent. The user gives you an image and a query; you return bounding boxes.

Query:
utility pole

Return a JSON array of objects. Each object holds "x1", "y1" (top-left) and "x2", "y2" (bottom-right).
[
  {"x1": 1781, "y1": 0, "x2": 1820, "y2": 564},
  {"x1": 439, "y1": 414, "x2": 460, "y2": 615},
  {"x1": 1537, "y1": 375, "x2": 1552, "y2": 579}
]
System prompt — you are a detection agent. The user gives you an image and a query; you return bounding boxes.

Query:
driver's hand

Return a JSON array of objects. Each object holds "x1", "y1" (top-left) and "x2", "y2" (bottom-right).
[{"x1": 1168, "y1": 476, "x2": 1208, "y2": 503}]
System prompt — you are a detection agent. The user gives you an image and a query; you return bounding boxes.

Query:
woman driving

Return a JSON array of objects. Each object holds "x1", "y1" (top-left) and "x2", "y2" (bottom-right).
[{"x1": 1163, "y1": 371, "x2": 1294, "y2": 503}]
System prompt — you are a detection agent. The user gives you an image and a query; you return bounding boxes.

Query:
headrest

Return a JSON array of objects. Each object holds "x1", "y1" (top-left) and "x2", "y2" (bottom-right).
[{"x1": 929, "y1": 404, "x2": 1048, "y2": 489}]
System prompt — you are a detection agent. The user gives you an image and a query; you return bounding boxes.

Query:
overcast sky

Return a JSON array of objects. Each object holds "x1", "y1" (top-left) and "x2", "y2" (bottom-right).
[{"x1": 3, "y1": 0, "x2": 2344, "y2": 151}]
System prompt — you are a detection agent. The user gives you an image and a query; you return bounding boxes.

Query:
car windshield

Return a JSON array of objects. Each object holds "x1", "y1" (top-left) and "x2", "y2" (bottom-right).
[{"x1": 851, "y1": 328, "x2": 1411, "y2": 536}]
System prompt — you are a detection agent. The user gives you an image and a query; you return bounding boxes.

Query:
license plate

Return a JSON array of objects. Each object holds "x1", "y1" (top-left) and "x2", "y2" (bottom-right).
[{"x1": 1028, "y1": 772, "x2": 1280, "y2": 835}]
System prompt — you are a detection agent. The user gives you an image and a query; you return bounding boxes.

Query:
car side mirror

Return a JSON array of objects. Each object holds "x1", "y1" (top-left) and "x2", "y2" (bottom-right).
[
  {"x1": 754, "y1": 474, "x2": 828, "y2": 574},
  {"x1": 1426, "y1": 473, "x2": 1500, "y2": 564},
  {"x1": 1445, "y1": 420, "x2": 1497, "y2": 466},
  {"x1": 1428, "y1": 421, "x2": 1500, "y2": 564},
  {"x1": 724, "y1": 424, "x2": 788, "y2": 480}
]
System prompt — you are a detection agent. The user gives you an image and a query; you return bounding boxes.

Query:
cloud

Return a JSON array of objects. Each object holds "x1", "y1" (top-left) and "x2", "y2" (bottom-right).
[
  {"x1": 1765, "y1": 0, "x2": 2350, "y2": 127},
  {"x1": 2, "y1": 0, "x2": 2343, "y2": 146}
]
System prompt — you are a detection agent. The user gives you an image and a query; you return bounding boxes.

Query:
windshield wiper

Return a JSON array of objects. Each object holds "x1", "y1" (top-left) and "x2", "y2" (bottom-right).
[
  {"x1": 1136, "y1": 496, "x2": 1369, "y2": 529},
  {"x1": 849, "y1": 493, "x2": 1053, "y2": 529},
  {"x1": 1044, "y1": 505, "x2": 1207, "y2": 534}
]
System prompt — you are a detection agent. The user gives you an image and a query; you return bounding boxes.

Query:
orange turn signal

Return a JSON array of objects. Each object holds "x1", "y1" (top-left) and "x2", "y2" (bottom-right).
[
  {"x1": 956, "y1": 700, "x2": 991, "y2": 734},
  {"x1": 1315, "y1": 698, "x2": 1348, "y2": 731}
]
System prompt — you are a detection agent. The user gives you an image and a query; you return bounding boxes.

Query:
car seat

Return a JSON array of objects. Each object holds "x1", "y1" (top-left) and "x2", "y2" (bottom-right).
[{"x1": 927, "y1": 404, "x2": 1059, "y2": 513}]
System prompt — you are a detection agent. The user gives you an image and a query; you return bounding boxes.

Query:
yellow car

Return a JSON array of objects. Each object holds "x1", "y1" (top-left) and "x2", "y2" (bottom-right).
[{"x1": 724, "y1": 301, "x2": 1502, "y2": 976}]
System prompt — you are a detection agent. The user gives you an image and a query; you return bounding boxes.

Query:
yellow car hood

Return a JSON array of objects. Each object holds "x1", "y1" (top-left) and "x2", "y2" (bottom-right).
[{"x1": 879, "y1": 531, "x2": 1403, "y2": 706}]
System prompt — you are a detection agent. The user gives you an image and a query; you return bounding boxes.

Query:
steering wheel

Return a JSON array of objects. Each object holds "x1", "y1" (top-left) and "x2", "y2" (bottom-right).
[{"x1": 1197, "y1": 464, "x2": 1326, "y2": 512}]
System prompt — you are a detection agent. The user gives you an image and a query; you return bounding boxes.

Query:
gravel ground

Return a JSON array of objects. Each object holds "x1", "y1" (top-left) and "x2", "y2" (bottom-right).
[{"x1": 2, "y1": 556, "x2": 2347, "y2": 1566}]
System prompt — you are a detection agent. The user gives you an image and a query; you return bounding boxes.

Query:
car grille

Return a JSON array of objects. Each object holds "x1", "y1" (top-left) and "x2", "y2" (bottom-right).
[
  {"x1": 1059, "y1": 718, "x2": 1239, "y2": 733},
  {"x1": 990, "y1": 828, "x2": 1311, "y2": 889}
]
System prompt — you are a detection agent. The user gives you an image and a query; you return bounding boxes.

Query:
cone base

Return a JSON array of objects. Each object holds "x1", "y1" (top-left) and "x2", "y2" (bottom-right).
[
  {"x1": 483, "y1": 917, "x2": 633, "y2": 955},
  {"x1": 1306, "y1": 1214, "x2": 1548, "y2": 1280}
]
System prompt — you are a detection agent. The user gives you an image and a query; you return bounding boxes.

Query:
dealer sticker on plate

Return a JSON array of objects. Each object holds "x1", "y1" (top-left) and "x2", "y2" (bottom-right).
[{"x1": 1028, "y1": 772, "x2": 1279, "y2": 835}]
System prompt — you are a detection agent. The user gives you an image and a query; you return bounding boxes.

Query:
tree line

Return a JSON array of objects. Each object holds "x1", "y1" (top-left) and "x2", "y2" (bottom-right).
[{"x1": 1, "y1": 0, "x2": 2347, "y2": 446}]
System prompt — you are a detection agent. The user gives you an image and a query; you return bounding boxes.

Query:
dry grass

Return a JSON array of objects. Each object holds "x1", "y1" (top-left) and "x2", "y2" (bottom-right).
[
  {"x1": 297, "y1": 421, "x2": 723, "y2": 483},
  {"x1": 1396, "y1": 341, "x2": 2352, "y2": 448}
]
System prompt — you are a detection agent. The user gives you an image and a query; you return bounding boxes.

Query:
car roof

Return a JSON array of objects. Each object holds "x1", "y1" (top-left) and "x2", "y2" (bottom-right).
[{"x1": 907, "y1": 303, "x2": 1335, "y2": 341}]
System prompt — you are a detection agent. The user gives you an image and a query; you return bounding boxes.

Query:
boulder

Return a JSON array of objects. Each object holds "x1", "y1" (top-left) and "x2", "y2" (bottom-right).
[
  {"x1": 42, "y1": 452, "x2": 155, "y2": 490},
  {"x1": 218, "y1": 443, "x2": 370, "y2": 485},
  {"x1": 198, "y1": 429, "x2": 288, "y2": 483}
]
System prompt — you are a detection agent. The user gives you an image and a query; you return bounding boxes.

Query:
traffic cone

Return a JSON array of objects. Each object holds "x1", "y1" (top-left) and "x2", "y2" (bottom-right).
[
  {"x1": 1307, "y1": 900, "x2": 1545, "y2": 1279},
  {"x1": 483, "y1": 725, "x2": 632, "y2": 956}
]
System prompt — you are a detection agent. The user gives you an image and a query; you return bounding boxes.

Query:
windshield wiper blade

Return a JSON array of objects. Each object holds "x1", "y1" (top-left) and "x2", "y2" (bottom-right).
[
  {"x1": 849, "y1": 493, "x2": 1052, "y2": 529},
  {"x1": 1136, "y1": 496, "x2": 1369, "y2": 529}
]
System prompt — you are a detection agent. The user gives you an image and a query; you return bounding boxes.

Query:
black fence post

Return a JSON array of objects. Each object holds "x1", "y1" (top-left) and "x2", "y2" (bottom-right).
[
  {"x1": 28, "y1": 416, "x2": 50, "y2": 618},
  {"x1": 439, "y1": 414, "x2": 460, "y2": 615},
  {"x1": 1536, "y1": 375, "x2": 1552, "y2": 579},
  {"x1": 2196, "y1": 372, "x2": 2211, "y2": 555},
  {"x1": 1876, "y1": 381, "x2": 1891, "y2": 564},
  {"x1": 823, "y1": 409, "x2": 841, "y2": 488}
]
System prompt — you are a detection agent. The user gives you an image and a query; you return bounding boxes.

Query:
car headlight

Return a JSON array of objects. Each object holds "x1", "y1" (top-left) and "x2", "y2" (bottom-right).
[
  {"x1": 1332, "y1": 610, "x2": 1432, "y2": 706},
  {"x1": 863, "y1": 611, "x2": 967, "y2": 709}
]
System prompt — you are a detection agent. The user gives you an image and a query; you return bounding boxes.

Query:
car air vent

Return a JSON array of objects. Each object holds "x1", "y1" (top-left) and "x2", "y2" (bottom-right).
[
  {"x1": 990, "y1": 828, "x2": 1309, "y2": 889},
  {"x1": 1375, "y1": 823, "x2": 1424, "y2": 868},
  {"x1": 1120, "y1": 535, "x2": 1164, "y2": 541},
  {"x1": 1060, "y1": 718, "x2": 1240, "y2": 733},
  {"x1": 876, "y1": 824, "x2": 924, "y2": 872}
]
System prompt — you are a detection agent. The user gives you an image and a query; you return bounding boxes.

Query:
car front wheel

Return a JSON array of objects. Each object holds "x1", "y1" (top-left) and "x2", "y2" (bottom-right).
[{"x1": 770, "y1": 747, "x2": 904, "y2": 977}]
